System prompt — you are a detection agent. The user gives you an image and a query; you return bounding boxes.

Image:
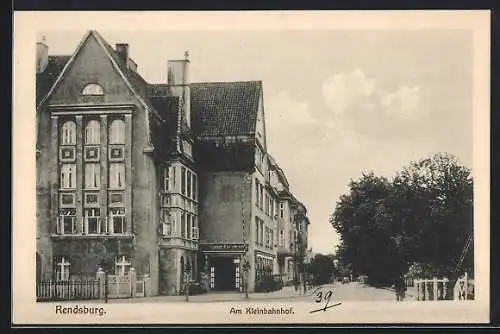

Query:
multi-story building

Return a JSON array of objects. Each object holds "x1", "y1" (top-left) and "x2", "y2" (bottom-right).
[{"x1": 35, "y1": 30, "x2": 309, "y2": 295}]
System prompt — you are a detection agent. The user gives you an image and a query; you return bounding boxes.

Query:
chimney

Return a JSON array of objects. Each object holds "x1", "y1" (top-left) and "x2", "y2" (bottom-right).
[
  {"x1": 115, "y1": 43, "x2": 129, "y2": 67},
  {"x1": 36, "y1": 36, "x2": 49, "y2": 73},
  {"x1": 168, "y1": 51, "x2": 191, "y2": 128}
]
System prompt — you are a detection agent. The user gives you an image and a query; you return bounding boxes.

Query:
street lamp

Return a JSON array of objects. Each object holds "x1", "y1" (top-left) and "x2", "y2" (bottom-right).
[
  {"x1": 242, "y1": 256, "x2": 250, "y2": 299},
  {"x1": 184, "y1": 261, "x2": 192, "y2": 302}
]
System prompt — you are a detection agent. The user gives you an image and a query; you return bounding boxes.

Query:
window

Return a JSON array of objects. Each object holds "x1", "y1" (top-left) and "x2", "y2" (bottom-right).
[
  {"x1": 280, "y1": 202, "x2": 284, "y2": 218},
  {"x1": 265, "y1": 228, "x2": 270, "y2": 247},
  {"x1": 85, "y1": 120, "x2": 100, "y2": 145},
  {"x1": 84, "y1": 164, "x2": 100, "y2": 189},
  {"x1": 259, "y1": 186, "x2": 264, "y2": 209},
  {"x1": 109, "y1": 163, "x2": 125, "y2": 189},
  {"x1": 235, "y1": 266, "x2": 240, "y2": 289},
  {"x1": 108, "y1": 208, "x2": 126, "y2": 234},
  {"x1": 60, "y1": 164, "x2": 76, "y2": 189},
  {"x1": 82, "y1": 83, "x2": 104, "y2": 96},
  {"x1": 60, "y1": 121, "x2": 76, "y2": 145},
  {"x1": 279, "y1": 230, "x2": 284, "y2": 246},
  {"x1": 171, "y1": 166, "x2": 176, "y2": 190},
  {"x1": 192, "y1": 174, "x2": 197, "y2": 201},
  {"x1": 192, "y1": 216, "x2": 199, "y2": 240},
  {"x1": 186, "y1": 213, "x2": 192, "y2": 239},
  {"x1": 265, "y1": 193, "x2": 269, "y2": 215},
  {"x1": 183, "y1": 140, "x2": 192, "y2": 157},
  {"x1": 109, "y1": 119, "x2": 125, "y2": 144},
  {"x1": 181, "y1": 212, "x2": 186, "y2": 238},
  {"x1": 181, "y1": 167, "x2": 186, "y2": 196},
  {"x1": 161, "y1": 166, "x2": 169, "y2": 192},
  {"x1": 57, "y1": 208, "x2": 76, "y2": 235},
  {"x1": 255, "y1": 180, "x2": 260, "y2": 208},
  {"x1": 271, "y1": 229, "x2": 274, "y2": 248},
  {"x1": 260, "y1": 221, "x2": 264, "y2": 246},
  {"x1": 161, "y1": 209, "x2": 171, "y2": 236},
  {"x1": 255, "y1": 217, "x2": 259, "y2": 245},
  {"x1": 186, "y1": 170, "x2": 192, "y2": 198},
  {"x1": 84, "y1": 208, "x2": 101, "y2": 234},
  {"x1": 55, "y1": 257, "x2": 71, "y2": 281},
  {"x1": 114, "y1": 255, "x2": 131, "y2": 276},
  {"x1": 210, "y1": 266, "x2": 215, "y2": 289}
]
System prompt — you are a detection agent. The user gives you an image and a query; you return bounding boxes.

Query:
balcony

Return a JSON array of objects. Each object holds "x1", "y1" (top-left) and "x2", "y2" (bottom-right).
[{"x1": 159, "y1": 222, "x2": 198, "y2": 250}]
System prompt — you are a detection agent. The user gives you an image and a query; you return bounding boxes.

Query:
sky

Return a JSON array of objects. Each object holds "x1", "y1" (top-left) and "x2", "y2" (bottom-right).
[{"x1": 39, "y1": 29, "x2": 473, "y2": 254}]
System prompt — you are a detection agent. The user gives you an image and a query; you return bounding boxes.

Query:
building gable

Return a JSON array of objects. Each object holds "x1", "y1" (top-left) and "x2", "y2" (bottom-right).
[
  {"x1": 43, "y1": 32, "x2": 138, "y2": 107},
  {"x1": 255, "y1": 90, "x2": 267, "y2": 151}
]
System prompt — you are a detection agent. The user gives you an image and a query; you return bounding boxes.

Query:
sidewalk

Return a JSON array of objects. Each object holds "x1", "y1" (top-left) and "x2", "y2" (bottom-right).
[{"x1": 107, "y1": 285, "x2": 318, "y2": 303}]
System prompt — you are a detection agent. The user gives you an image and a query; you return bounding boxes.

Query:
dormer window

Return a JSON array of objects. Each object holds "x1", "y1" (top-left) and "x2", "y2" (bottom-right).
[{"x1": 82, "y1": 83, "x2": 104, "y2": 96}]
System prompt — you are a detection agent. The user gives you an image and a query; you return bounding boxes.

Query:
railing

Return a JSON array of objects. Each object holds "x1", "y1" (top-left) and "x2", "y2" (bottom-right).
[
  {"x1": 415, "y1": 277, "x2": 450, "y2": 300},
  {"x1": 36, "y1": 279, "x2": 101, "y2": 302},
  {"x1": 37, "y1": 268, "x2": 151, "y2": 302}
]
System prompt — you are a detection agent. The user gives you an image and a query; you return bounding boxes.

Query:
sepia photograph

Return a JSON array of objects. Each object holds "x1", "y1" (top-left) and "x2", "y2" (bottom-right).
[{"x1": 13, "y1": 10, "x2": 490, "y2": 325}]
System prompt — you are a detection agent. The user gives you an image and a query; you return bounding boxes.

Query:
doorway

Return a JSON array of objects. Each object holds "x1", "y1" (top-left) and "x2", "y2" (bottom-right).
[{"x1": 210, "y1": 257, "x2": 237, "y2": 291}]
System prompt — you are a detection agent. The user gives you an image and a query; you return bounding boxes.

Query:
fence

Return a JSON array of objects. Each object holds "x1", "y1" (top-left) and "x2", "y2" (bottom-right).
[
  {"x1": 415, "y1": 277, "x2": 450, "y2": 301},
  {"x1": 415, "y1": 273, "x2": 474, "y2": 301},
  {"x1": 37, "y1": 280, "x2": 101, "y2": 302},
  {"x1": 37, "y1": 267, "x2": 151, "y2": 302}
]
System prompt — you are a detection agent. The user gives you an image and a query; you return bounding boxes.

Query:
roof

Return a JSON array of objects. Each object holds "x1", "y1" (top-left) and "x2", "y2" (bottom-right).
[
  {"x1": 35, "y1": 31, "x2": 263, "y2": 170},
  {"x1": 36, "y1": 55, "x2": 71, "y2": 106},
  {"x1": 191, "y1": 81, "x2": 262, "y2": 137}
]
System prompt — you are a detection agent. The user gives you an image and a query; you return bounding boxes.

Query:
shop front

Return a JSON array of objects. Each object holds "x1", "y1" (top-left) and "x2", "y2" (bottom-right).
[{"x1": 200, "y1": 243, "x2": 246, "y2": 292}]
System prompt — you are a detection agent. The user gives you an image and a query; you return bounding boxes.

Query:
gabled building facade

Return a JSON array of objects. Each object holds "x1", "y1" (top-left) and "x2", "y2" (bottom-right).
[{"x1": 36, "y1": 30, "x2": 309, "y2": 295}]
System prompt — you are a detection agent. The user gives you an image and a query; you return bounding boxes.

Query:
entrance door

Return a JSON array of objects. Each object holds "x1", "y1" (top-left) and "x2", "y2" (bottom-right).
[{"x1": 211, "y1": 257, "x2": 236, "y2": 291}]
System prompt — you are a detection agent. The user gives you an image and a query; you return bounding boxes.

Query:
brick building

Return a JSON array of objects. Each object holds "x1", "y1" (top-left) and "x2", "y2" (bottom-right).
[{"x1": 36, "y1": 30, "x2": 309, "y2": 295}]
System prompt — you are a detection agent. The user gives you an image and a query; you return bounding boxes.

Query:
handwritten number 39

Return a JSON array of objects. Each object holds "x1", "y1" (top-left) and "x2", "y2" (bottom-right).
[{"x1": 315, "y1": 290, "x2": 333, "y2": 304}]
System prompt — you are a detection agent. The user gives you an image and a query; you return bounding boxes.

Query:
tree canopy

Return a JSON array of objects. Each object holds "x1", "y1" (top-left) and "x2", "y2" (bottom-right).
[{"x1": 330, "y1": 153, "x2": 473, "y2": 286}]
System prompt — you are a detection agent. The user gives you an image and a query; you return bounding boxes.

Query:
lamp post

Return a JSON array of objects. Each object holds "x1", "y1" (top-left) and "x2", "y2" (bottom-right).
[
  {"x1": 242, "y1": 255, "x2": 250, "y2": 299},
  {"x1": 184, "y1": 261, "x2": 192, "y2": 302}
]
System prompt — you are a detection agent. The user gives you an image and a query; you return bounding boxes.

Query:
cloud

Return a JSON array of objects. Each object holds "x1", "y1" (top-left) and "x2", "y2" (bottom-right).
[
  {"x1": 266, "y1": 90, "x2": 318, "y2": 125},
  {"x1": 379, "y1": 85, "x2": 423, "y2": 120},
  {"x1": 322, "y1": 69, "x2": 376, "y2": 115},
  {"x1": 322, "y1": 69, "x2": 423, "y2": 121}
]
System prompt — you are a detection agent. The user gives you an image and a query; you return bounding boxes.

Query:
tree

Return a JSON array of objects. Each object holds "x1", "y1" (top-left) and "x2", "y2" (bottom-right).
[
  {"x1": 306, "y1": 253, "x2": 336, "y2": 285},
  {"x1": 392, "y1": 153, "x2": 473, "y2": 278},
  {"x1": 330, "y1": 153, "x2": 473, "y2": 286}
]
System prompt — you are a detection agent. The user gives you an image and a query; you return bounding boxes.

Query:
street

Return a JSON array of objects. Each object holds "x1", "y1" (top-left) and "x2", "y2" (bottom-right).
[{"x1": 94, "y1": 281, "x2": 398, "y2": 304}]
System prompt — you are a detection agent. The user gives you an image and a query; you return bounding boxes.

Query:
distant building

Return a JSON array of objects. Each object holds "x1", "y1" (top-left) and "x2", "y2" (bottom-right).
[{"x1": 36, "y1": 30, "x2": 309, "y2": 295}]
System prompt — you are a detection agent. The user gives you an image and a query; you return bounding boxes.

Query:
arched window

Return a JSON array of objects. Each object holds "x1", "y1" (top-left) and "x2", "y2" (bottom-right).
[
  {"x1": 85, "y1": 120, "x2": 100, "y2": 145},
  {"x1": 109, "y1": 119, "x2": 125, "y2": 144},
  {"x1": 82, "y1": 83, "x2": 104, "y2": 96},
  {"x1": 60, "y1": 121, "x2": 76, "y2": 145}
]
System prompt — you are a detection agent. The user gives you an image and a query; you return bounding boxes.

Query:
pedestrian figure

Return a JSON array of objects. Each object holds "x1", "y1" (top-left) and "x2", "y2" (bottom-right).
[{"x1": 393, "y1": 276, "x2": 406, "y2": 301}]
